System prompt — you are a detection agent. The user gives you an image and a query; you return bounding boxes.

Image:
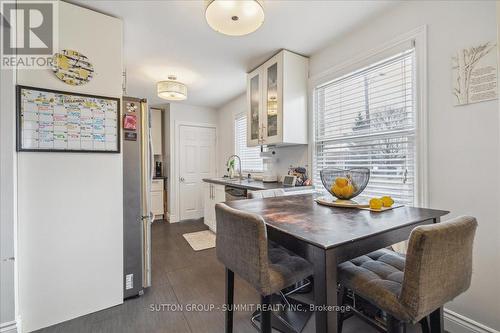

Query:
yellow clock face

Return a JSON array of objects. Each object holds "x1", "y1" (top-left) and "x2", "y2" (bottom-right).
[{"x1": 52, "y1": 49, "x2": 94, "y2": 86}]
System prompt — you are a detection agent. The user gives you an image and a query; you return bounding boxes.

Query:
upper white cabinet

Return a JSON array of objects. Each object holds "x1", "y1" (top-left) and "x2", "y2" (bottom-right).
[
  {"x1": 247, "y1": 50, "x2": 308, "y2": 147},
  {"x1": 151, "y1": 108, "x2": 163, "y2": 155}
]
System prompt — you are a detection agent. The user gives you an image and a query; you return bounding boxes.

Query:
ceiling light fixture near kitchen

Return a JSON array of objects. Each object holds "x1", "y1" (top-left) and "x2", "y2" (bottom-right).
[
  {"x1": 205, "y1": 0, "x2": 264, "y2": 36},
  {"x1": 157, "y1": 75, "x2": 187, "y2": 101}
]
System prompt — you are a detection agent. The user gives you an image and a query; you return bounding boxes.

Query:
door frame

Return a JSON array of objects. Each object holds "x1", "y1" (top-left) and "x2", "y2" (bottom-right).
[{"x1": 170, "y1": 121, "x2": 218, "y2": 223}]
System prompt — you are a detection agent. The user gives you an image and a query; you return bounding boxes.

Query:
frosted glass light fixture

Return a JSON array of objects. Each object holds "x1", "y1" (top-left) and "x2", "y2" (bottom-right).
[
  {"x1": 157, "y1": 75, "x2": 187, "y2": 101},
  {"x1": 205, "y1": 0, "x2": 264, "y2": 36}
]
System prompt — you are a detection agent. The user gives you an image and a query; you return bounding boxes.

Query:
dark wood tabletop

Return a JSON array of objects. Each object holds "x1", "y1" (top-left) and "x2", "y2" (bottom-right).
[{"x1": 225, "y1": 194, "x2": 449, "y2": 249}]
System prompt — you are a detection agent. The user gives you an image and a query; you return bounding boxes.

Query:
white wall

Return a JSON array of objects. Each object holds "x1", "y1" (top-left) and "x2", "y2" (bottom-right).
[
  {"x1": 309, "y1": 1, "x2": 499, "y2": 331},
  {"x1": 1, "y1": 63, "x2": 18, "y2": 332},
  {"x1": 216, "y1": 93, "x2": 309, "y2": 179},
  {"x1": 216, "y1": 93, "x2": 245, "y2": 175},
  {"x1": 16, "y1": 2, "x2": 123, "y2": 331},
  {"x1": 162, "y1": 102, "x2": 218, "y2": 222}
]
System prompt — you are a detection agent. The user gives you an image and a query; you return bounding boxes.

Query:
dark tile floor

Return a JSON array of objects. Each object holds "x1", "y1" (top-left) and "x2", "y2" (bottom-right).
[{"x1": 37, "y1": 219, "x2": 423, "y2": 333}]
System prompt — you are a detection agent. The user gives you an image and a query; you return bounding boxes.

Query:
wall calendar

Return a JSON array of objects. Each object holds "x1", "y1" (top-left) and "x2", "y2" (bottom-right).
[{"x1": 17, "y1": 85, "x2": 120, "y2": 153}]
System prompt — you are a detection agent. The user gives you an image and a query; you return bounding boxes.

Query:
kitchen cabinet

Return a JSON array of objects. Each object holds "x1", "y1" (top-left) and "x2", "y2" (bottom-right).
[
  {"x1": 151, "y1": 178, "x2": 164, "y2": 220},
  {"x1": 247, "y1": 49, "x2": 308, "y2": 147},
  {"x1": 151, "y1": 108, "x2": 162, "y2": 155},
  {"x1": 203, "y1": 182, "x2": 225, "y2": 232}
]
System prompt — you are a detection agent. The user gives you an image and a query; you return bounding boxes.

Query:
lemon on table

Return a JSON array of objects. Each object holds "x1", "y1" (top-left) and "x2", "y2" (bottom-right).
[
  {"x1": 381, "y1": 196, "x2": 394, "y2": 207},
  {"x1": 369, "y1": 198, "x2": 383, "y2": 210},
  {"x1": 335, "y1": 177, "x2": 349, "y2": 188}
]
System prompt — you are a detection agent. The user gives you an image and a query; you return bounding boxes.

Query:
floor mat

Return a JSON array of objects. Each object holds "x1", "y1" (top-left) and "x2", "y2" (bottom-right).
[{"x1": 182, "y1": 230, "x2": 216, "y2": 251}]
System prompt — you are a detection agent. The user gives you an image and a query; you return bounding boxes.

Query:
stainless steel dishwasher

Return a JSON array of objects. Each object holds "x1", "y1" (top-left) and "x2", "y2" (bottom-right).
[{"x1": 225, "y1": 185, "x2": 248, "y2": 201}]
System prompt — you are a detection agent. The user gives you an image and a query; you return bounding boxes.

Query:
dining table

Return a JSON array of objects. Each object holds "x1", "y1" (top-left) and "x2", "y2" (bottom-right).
[{"x1": 225, "y1": 193, "x2": 449, "y2": 333}]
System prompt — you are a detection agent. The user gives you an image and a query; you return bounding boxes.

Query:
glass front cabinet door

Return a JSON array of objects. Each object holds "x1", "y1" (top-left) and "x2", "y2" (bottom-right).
[
  {"x1": 247, "y1": 69, "x2": 262, "y2": 147},
  {"x1": 246, "y1": 50, "x2": 308, "y2": 148},
  {"x1": 262, "y1": 55, "x2": 283, "y2": 145}
]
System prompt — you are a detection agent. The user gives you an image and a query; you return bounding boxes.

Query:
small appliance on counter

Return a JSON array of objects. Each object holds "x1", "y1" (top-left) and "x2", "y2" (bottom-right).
[
  {"x1": 282, "y1": 175, "x2": 297, "y2": 187},
  {"x1": 261, "y1": 149, "x2": 278, "y2": 183}
]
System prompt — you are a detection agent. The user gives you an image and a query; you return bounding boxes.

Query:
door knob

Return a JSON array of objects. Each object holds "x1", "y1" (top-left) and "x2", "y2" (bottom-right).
[{"x1": 180, "y1": 177, "x2": 185, "y2": 182}]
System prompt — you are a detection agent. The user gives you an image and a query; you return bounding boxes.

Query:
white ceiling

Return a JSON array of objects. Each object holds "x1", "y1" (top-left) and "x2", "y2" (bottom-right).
[{"x1": 73, "y1": 0, "x2": 396, "y2": 109}]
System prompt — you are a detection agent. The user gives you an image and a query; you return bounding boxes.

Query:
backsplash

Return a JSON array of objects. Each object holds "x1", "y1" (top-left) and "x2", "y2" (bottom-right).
[{"x1": 246, "y1": 145, "x2": 309, "y2": 182}]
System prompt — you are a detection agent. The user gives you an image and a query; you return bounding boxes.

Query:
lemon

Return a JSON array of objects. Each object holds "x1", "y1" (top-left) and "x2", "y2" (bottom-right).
[
  {"x1": 381, "y1": 196, "x2": 394, "y2": 207},
  {"x1": 335, "y1": 177, "x2": 349, "y2": 188},
  {"x1": 331, "y1": 184, "x2": 342, "y2": 197},
  {"x1": 341, "y1": 184, "x2": 355, "y2": 198},
  {"x1": 369, "y1": 198, "x2": 383, "y2": 210}
]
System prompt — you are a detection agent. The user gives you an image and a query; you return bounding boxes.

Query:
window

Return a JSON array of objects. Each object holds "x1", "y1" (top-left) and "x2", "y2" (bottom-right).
[
  {"x1": 314, "y1": 48, "x2": 417, "y2": 205},
  {"x1": 234, "y1": 113, "x2": 263, "y2": 172}
]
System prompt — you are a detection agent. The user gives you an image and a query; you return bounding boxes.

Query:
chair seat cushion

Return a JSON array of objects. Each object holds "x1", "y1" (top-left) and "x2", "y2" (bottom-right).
[
  {"x1": 338, "y1": 248, "x2": 411, "y2": 321},
  {"x1": 266, "y1": 242, "x2": 313, "y2": 295}
]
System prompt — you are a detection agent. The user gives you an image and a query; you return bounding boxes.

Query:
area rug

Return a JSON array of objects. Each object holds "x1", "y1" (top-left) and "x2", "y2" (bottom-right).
[{"x1": 182, "y1": 230, "x2": 216, "y2": 251}]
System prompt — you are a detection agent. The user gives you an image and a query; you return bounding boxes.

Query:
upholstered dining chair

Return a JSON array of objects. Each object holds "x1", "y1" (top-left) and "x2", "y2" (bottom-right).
[
  {"x1": 247, "y1": 188, "x2": 313, "y2": 331},
  {"x1": 337, "y1": 216, "x2": 477, "y2": 333},
  {"x1": 215, "y1": 203, "x2": 314, "y2": 333}
]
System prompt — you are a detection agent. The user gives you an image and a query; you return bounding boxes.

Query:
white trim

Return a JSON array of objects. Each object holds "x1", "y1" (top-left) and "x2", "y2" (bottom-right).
[
  {"x1": 1, "y1": 50, "x2": 19, "y2": 333},
  {"x1": 308, "y1": 25, "x2": 428, "y2": 207},
  {"x1": 0, "y1": 321, "x2": 17, "y2": 333},
  {"x1": 172, "y1": 121, "x2": 218, "y2": 223},
  {"x1": 233, "y1": 112, "x2": 264, "y2": 174},
  {"x1": 444, "y1": 309, "x2": 499, "y2": 333}
]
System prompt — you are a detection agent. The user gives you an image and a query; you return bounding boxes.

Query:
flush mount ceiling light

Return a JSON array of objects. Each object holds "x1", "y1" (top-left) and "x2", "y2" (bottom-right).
[
  {"x1": 205, "y1": 0, "x2": 264, "y2": 36},
  {"x1": 157, "y1": 75, "x2": 187, "y2": 101}
]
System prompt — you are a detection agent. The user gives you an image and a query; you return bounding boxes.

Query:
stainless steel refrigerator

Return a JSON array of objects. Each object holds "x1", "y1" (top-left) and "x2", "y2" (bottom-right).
[{"x1": 122, "y1": 96, "x2": 152, "y2": 298}]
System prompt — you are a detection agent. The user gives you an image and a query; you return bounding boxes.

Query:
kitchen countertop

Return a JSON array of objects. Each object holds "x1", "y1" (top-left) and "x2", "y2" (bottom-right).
[{"x1": 203, "y1": 177, "x2": 314, "y2": 192}]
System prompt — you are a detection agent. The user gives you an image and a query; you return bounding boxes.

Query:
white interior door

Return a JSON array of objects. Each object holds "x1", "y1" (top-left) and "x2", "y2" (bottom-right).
[{"x1": 179, "y1": 125, "x2": 216, "y2": 221}]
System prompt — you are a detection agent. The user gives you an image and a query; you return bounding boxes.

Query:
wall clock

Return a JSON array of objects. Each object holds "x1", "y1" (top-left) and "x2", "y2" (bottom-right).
[{"x1": 52, "y1": 49, "x2": 94, "y2": 86}]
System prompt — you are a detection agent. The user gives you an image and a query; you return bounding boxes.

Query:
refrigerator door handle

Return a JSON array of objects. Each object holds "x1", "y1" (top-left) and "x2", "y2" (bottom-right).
[{"x1": 140, "y1": 100, "x2": 152, "y2": 289}]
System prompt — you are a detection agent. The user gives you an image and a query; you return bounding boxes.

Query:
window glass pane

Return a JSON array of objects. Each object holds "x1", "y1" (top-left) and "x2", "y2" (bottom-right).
[
  {"x1": 314, "y1": 49, "x2": 416, "y2": 205},
  {"x1": 234, "y1": 114, "x2": 263, "y2": 172}
]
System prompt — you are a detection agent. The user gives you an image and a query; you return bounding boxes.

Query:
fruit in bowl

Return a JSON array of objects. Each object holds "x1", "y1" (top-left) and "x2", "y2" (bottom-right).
[{"x1": 320, "y1": 168, "x2": 370, "y2": 203}]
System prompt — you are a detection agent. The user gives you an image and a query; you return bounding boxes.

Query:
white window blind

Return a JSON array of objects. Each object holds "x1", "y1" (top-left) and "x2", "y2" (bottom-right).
[
  {"x1": 234, "y1": 113, "x2": 263, "y2": 172},
  {"x1": 314, "y1": 48, "x2": 417, "y2": 205}
]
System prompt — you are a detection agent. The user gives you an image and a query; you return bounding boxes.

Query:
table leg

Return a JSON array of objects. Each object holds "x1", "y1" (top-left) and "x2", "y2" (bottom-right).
[
  {"x1": 313, "y1": 247, "x2": 338, "y2": 333},
  {"x1": 430, "y1": 307, "x2": 444, "y2": 333}
]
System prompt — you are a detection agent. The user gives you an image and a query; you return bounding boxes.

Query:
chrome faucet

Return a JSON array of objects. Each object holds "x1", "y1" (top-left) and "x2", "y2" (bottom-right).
[{"x1": 226, "y1": 155, "x2": 242, "y2": 179}]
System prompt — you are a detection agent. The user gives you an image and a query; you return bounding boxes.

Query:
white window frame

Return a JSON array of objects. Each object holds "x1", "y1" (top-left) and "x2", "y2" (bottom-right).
[
  {"x1": 234, "y1": 112, "x2": 264, "y2": 173},
  {"x1": 308, "y1": 26, "x2": 428, "y2": 207}
]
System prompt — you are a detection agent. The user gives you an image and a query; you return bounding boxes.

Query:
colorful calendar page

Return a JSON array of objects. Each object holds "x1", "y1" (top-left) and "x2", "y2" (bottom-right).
[{"x1": 17, "y1": 85, "x2": 120, "y2": 153}]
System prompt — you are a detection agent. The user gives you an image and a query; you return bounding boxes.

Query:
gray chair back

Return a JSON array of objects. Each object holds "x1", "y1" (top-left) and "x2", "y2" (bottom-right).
[
  {"x1": 400, "y1": 216, "x2": 477, "y2": 321},
  {"x1": 247, "y1": 189, "x2": 285, "y2": 199},
  {"x1": 215, "y1": 203, "x2": 271, "y2": 294}
]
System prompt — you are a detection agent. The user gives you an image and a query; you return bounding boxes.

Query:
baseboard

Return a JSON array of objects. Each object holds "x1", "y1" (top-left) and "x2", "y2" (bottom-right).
[
  {"x1": 444, "y1": 309, "x2": 499, "y2": 333},
  {"x1": 167, "y1": 213, "x2": 179, "y2": 223},
  {"x1": 0, "y1": 320, "x2": 17, "y2": 333}
]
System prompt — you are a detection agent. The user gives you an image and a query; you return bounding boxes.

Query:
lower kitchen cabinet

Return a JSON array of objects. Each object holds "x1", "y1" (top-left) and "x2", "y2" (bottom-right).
[
  {"x1": 151, "y1": 178, "x2": 164, "y2": 220},
  {"x1": 203, "y1": 182, "x2": 225, "y2": 232}
]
